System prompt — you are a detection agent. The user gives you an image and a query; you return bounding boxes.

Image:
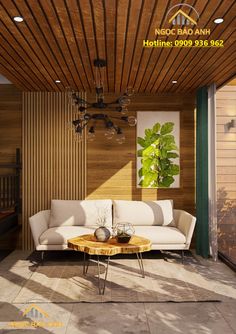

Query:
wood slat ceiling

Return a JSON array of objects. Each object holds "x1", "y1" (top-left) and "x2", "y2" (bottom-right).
[{"x1": 0, "y1": 0, "x2": 235, "y2": 93}]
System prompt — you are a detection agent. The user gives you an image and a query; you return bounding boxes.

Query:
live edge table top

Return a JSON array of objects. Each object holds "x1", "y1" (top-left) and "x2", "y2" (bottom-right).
[{"x1": 67, "y1": 234, "x2": 152, "y2": 256}]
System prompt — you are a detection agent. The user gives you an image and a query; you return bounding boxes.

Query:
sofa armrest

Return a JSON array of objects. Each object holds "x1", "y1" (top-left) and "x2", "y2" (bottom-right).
[
  {"x1": 173, "y1": 209, "x2": 196, "y2": 248},
  {"x1": 29, "y1": 210, "x2": 50, "y2": 249}
]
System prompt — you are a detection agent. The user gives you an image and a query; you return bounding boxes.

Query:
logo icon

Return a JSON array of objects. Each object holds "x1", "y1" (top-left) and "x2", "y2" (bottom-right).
[
  {"x1": 167, "y1": 4, "x2": 199, "y2": 26},
  {"x1": 22, "y1": 304, "x2": 49, "y2": 319},
  {"x1": 4, "y1": 303, "x2": 64, "y2": 329}
]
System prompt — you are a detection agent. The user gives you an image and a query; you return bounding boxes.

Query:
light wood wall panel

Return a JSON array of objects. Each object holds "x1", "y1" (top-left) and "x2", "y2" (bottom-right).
[
  {"x1": 216, "y1": 85, "x2": 236, "y2": 260},
  {"x1": 86, "y1": 93, "x2": 196, "y2": 215},
  {"x1": 216, "y1": 86, "x2": 236, "y2": 197},
  {"x1": 216, "y1": 86, "x2": 236, "y2": 218},
  {"x1": 216, "y1": 81, "x2": 236, "y2": 263},
  {"x1": 22, "y1": 92, "x2": 86, "y2": 250},
  {"x1": 0, "y1": 84, "x2": 22, "y2": 165}
]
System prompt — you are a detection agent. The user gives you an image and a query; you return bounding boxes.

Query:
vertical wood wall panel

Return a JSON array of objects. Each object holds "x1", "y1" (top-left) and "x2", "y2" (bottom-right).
[{"x1": 22, "y1": 92, "x2": 86, "y2": 250}]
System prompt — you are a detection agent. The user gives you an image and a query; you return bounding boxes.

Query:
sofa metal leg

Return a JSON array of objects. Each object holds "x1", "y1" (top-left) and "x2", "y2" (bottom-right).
[
  {"x1": 41, "y1": 251, "x2": 44, "y2": 264},
  {"x1": 160, "y1": 250, "x2": 168, "y2": 262},
  {"x1": 181, "y1": 250, "x2": 185, "y2": 264}
]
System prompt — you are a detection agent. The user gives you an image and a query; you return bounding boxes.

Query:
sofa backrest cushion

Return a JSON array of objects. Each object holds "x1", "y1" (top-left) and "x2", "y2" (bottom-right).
[
  {"x1": 49, "y1": 199, "x2": 112, "y2": 228},
  {"x1": 113, "y1": 200, "x2": 174, "y2": 226}
]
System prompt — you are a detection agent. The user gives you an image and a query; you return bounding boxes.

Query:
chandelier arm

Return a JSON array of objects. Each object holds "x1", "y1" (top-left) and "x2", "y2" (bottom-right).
[
  {"x1": 106, "y1": 100, "x2": 120, "y2": 105},
  {"x1": 109, "y1": 116, "x2": 128, "y2": 122},
  {"x1": 76, "y1": 97, "x2": 93, "y2": 107}
]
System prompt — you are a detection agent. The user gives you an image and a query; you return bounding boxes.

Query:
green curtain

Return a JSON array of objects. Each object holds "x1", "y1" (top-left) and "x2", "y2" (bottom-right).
[{"x1": 196, "y1": 87, "x2": 209, "y2": 258}]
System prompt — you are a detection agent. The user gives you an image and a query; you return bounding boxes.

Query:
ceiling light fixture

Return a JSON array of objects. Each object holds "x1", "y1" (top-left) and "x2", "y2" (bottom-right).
[
  {"x1": 13, "y1": 16, "x2": 24, "y2": 22},
  {"x1": 214, "y1": 18, "x2": 224, "y2": 24},
  {"x1": 67, "y1": 58, "x2": 136, "y2": 144},
  {"x1": 55, "y1": 80, "x2": 61, "y2": 83},
  {"x1": 172, "y1": 80, "x2": 177, "y2": 84}
]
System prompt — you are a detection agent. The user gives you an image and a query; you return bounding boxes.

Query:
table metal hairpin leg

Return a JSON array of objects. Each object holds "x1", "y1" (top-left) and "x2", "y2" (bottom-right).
[
  {"x1": 83, "y1": 253, "x2": 90, "y2": 275},
  {"x1": 136, "y1": 252, "x2": 145, "y2": 278},
  {"x1": 97, "y1": 255, "x2": 110, "y2": 295}
]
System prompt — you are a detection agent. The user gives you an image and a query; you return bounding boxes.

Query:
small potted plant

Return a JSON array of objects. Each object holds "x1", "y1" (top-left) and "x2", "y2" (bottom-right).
[{"x1": 94, "y1": 207, "x2": 111, "y2": 242}]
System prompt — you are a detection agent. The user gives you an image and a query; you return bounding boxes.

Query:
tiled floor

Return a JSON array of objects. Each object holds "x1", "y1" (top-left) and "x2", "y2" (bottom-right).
[{"x1": 0, "y1": 251, "x2": 235, "y2": 334}]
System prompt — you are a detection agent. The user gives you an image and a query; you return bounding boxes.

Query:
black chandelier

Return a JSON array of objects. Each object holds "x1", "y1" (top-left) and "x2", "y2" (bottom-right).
[{"x1": 67, "y1": 59, "x2": 136, "y2": 144}]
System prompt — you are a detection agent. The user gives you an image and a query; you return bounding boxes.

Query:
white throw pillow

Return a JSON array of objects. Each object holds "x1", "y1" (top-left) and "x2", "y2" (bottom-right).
[
  {"x1": 113, "y1": 200, "x2": 174, "y2": 226},
  {"x1": 49, "y1": 199, "x2": 112, "y2": 228}
]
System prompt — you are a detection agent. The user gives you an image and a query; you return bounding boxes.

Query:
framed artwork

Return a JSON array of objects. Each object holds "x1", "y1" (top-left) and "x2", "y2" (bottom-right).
[{"x1": 137, "y1": 111, "x2": 180, "y2": 188}]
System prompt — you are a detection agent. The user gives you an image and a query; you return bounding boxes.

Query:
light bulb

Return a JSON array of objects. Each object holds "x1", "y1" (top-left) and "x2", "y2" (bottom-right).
[
  {"x1": 87, "y1": 132, "x2": 95, "y2": 142},
  {"x1": 105, "y1": 128, "x2": 115, "y2": 140},
  {"x1": 13, "y1": 16, "x2": 24, "y2": 22},
  {"x1": 116, "y1": 134, "x2": 126, "y2": 144},
  {"x1": 126, "y1": 87, "x2": 135, "y2": 97},
  {"x1": 128, "y1": 116, "x2": 137, "y2": 127},
  {"x1": 119, "y1": 96, "x2": 131, "y2": 107},
  {"x1": 74, "y1": 132, "x2": 83, "y2": 142},
  {"x1": 121, "y1": 107, "x2": 128, "y2": 115},
  {"x1": 79, "y1": 112, "x2": 85, "y2": 120},
  {"x1": 66, "y1": 121, "x2": 74, "y2": 131}
]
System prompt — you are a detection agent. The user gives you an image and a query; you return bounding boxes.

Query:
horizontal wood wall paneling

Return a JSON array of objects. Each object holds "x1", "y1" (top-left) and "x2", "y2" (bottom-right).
[
  {"x1": 217, "y1": 175, "x2": 236, "y2": 183},
  {"x1": 86, "y1": 93, "x2": 196, "y2": 215},
  {"x1": 216, "y1": 85, "x2": 236, "y2": 217},
  {"x1": 22, "y1": 92, "x2": 86, "y2": 249}
]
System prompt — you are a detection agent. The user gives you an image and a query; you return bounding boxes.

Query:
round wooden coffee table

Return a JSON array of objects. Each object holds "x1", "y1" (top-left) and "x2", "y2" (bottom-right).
[{"x1": 68, "y1": 234, "x2": 151, "y2": 295}]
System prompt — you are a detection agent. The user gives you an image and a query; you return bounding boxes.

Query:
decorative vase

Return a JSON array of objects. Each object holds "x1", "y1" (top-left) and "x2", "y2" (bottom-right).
[
  {"x1": 94, "y1": 226, "x2": 111, "y2": 242},
  {"x1": 114, "y1": 223, "x2": 135, "y2": 243}
]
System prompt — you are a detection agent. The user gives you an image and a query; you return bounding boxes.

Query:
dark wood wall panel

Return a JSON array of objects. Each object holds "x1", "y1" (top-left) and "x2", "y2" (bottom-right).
[
  {"x1": 86, "y1": 93, "x2": 196, "y2": 215},
  {"x1": 0, "y1": 84, "x2": 22, "y2": 165}
]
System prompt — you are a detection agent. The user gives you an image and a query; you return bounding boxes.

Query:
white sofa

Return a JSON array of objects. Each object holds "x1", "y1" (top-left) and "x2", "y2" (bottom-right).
[{"x1": 29, "y1": 199, "x2": 196, "y2": 259}]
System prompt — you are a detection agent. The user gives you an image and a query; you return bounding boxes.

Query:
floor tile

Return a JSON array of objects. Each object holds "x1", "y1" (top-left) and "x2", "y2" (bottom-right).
[
  {"x1": 215, "y1": 301, "x2": 236, "y2": 333},
  {"x1": 66, "y1": 303, "x2": 150, "y2": 334},
  {"x1": 0, "y1": 302, "x2": 73, "y2": 334},
  {"x1": 144, "y1": 302, "x2": 235, "y2": 334}
]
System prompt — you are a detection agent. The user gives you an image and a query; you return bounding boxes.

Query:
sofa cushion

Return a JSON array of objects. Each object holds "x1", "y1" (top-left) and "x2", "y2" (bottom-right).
[
  {"x1": 49, "y1": 199, "x2": 112, "y2": 228},
  {"x1": 113, "y1": 200, "x2": 174, "y2": 226},
  {"x1": 134, "y1": 226, "x2": 186, "y2": 244},
  {"x1": 39, "y1": 226, "x2": 96, "y2": 245}
]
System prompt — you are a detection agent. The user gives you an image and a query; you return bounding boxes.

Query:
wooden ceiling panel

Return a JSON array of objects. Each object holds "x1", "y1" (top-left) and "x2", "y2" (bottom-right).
[
  {"x1": 133, "y1": 0, "x2": 170, "y2": 92},
  {"x1": 152, "y1": 0, "x2": 210, "y2": 93},
  {"x1": 167, "y1": 0, "x2": 236, "y2": 93},
  {"x1": 0, "y1": 0, "x2": 235, "y2": 92}
]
